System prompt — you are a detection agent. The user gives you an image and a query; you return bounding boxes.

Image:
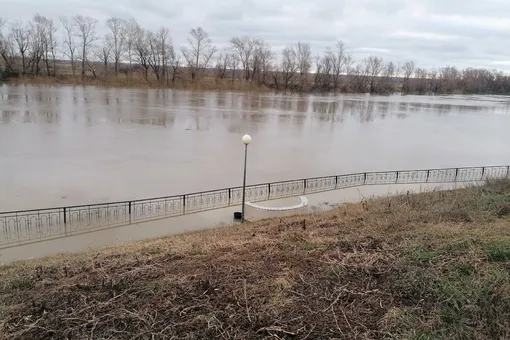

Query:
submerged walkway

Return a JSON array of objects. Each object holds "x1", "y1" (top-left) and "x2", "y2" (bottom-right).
[{"x1": 0, "y1": 182, "x2": 459, "y2": 264}]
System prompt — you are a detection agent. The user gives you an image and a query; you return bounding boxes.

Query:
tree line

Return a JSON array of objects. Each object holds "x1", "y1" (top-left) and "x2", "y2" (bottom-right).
[{"x1": 2, "y1": 14, "x2": 510, "y2": 95}]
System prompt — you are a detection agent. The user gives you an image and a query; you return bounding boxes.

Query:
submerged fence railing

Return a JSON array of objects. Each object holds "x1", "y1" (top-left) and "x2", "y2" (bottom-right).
[{"x1": 1, "y1": 165, "x2": 509, "y2": 248}]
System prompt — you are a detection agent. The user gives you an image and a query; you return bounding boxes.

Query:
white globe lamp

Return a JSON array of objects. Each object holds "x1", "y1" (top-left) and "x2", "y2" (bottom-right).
[{"x1": 242, "y1": 134, "x2": 252, "y2": 145}]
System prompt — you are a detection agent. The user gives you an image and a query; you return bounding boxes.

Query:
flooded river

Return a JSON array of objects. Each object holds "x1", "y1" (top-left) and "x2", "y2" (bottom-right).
[{"x1": 1, "y1": 84, "x2": 510, "y2": 211}]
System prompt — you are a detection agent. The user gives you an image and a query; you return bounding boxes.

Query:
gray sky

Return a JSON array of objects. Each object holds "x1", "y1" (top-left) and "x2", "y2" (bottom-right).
[{"x1": 2, "y1": 0, "x2": 510, "y2": 70}]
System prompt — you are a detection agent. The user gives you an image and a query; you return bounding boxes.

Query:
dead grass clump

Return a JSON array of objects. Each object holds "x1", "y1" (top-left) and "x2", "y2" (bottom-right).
[{"x1": 1, "y1": 179, "x2": 510, "y2": 339}]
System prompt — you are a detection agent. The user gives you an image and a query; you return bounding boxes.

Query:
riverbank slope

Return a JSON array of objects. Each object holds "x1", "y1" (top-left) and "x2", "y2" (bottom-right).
[{"x1": 1, "y1": 180, "x2": 510, "y2": 339}]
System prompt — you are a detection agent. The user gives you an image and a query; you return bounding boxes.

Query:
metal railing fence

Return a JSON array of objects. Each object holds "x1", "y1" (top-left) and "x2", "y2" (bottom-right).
[{"x1": 1, "y1": 165, "x2": 508, "y2": 248}]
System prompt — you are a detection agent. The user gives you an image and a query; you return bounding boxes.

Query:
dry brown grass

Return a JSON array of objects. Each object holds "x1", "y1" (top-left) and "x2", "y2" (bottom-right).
[
  {"x1": 1, "y1": 180, "x2": 510, "y2": 339},
  {"x1": 8, "y1": 75, "x2": 273, "y2": 93}
]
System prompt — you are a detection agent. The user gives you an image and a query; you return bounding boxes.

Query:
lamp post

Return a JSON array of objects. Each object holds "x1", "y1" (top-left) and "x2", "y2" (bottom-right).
[{"x1": 241, "y1": 134, "x2": 252, "y2": 223}]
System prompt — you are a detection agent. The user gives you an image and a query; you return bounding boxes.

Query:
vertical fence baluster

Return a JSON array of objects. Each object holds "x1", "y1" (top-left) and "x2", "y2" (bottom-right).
[
  {"x1": 183, "y1": 195, "x2": 186, "y2": 214},
  {"x1": 268, "y1": 183, "x2": 271, "y2": 200},
  {"x1": 63, "y1": 208, "x2": 68, "y2": 236},
  {"x1": 395, "y1": 171, "x2": 399, "y2": 184},
  {"x1": 455, "y1": 168, "x2": 459, "y2": 182},
  {"x1": 481, "y1": 167, "x2": 485, "y2": 181},
  {"x1": 129, "y1": 201, "x2": 132, "y2": 223},
  {"x1": 15, "y1": 212, "x2": 20, "y2": 244},
  {"x1": 303, "y1": 179, "x2": 307, "y2": 194}
]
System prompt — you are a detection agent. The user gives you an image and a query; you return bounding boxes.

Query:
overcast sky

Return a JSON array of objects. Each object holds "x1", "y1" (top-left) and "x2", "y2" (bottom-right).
[{"x1": 2, "y1": 0, "x2": 510, "y2": 71}]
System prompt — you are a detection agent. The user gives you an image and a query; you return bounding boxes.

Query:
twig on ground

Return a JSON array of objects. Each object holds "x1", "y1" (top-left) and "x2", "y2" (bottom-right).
[
  {"x1": 257, "y1": 326, "x2": 296, "y2": 335},
  {"x1": 339, "y1": 305, "x2": 355, "y2": 336},
  {"x1": 331, "y1": 306, "x2": 344, "y2": 336},
  {"x1": 243, "y1": 279, "x2": 252, "y2": 323},
  {"x1": 300, "y1": 325, "x2": 316, "y2": 340}
]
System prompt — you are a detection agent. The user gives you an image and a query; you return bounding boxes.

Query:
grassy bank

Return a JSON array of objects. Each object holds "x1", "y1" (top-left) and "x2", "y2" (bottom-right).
[
  {"x1": 7, "y1": 75, "x2": 274, "y2": 92},
  {"x1": 1, "y1": 180, "x2": 510, "y2": 339}
]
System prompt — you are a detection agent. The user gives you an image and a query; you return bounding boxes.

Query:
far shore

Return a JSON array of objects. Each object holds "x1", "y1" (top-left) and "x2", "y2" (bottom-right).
[{"x1": 3, "y1": 74, "x2": 469, "y2": 96}]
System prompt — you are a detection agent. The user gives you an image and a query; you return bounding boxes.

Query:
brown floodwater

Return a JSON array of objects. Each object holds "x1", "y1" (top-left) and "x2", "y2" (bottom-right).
[{"x1": 1, "y1": 84, "x2": 510, "y2": 211}]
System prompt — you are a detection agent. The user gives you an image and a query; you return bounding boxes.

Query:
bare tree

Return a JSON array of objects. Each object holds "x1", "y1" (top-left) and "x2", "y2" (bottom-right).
[
  {"x1": 215, "y1": 50, "x2": 231, "y2": 79},
  {"x1": 9, "y1": 21, "x2": 31, "y2": 75},
  {"x1": 229, "y1": 53, "x2": 240, "y2": 83},
  {"x1": 95, "y1": 39, "x2": 112, "y2": 75},
  {"x1": 321, "y1": 53, "x2": 333, "y2": 90},
  {"x1": 252, "y1": 41, "x2": 272, "y2": 84},
  {"x1": 169, "y1": 50, "x2": 180, "y2": 85},
  {"x1": 0, "y1": 17, "x2": 14, "y2": 74},
  {"x1": 439, "y1": 65, "x2": 459, "y2": 94},
  {"x1": 123, "y1": 18, "x2": 140, "y2": 78},
  {"x1": 0, "y1": 18, "x2": 5, "y2": 43},
  {"x1": 43, "y1": 16, "x2": 58, "y2": 76},
  {"x1": 326, "y1": 42, "x2": 346, "y2": 90},
  {"x1": 344, "y1": 55, "x2": 354, "y2": 91},
  {"x1": 158, "y1": 27, "x2": 174, "y2": 85},
  {"x1": 60, "y1": 17, "x2": 78, "y2": 76},
  {"x1": 296, "y1": 42, "x2": 311, "y2": 91},
  {"x1": 463, "y1": 67, "x2": 492, "y2": 94},
  {"x1": 402, "y1": 61, "x2": 415, "y2": 94},
  {"x1": 277, "y1": 45, "x2": 298, "y2": 90},
  {"x1": 28, "y1": 16, "x2": 43, "y2": 76},
  {"x1": 365, "y1": 55, "x2": 384, "y2": 93},
  {"x1": 350, "y1": 62, "x2": 370, "y2": 93},
  {"x1": 0, "y1": 18, "x2": 5, "y2": 41},
  {"x1": 74, "y1": 15, "x2": 98, "y2": 78},
  {"x1": 312, "y1": 55, "x2": 325, "y2": 91},
  {"x1": 428, "y1": 68, "x2": 440, "y2": 94},
  {"x1": 414, "y1": 67, "x2": 428, "y2": 94},
  {"x1": 105, "y1": 18, "x2": 127, "y2": 76},
  {"x1": 380, "y1": 61, "x2": 397, "y2": 94},
  {"x1": 29, "y1": 15, "x2": 57, "y2": 77},
  {"x1": 132, "y1": 25, "x2": 150, "y2": 81},
  {"x1": 230, "y1": 36, "x2": 256, "y2": 80},
  {"x1": 181, "y1": 27, "x2": 216, "y2": 81},
  {"x1": 146, "y1": 27, "x2": 173, "y2": 83},
  {"x1": 146, "y1": 30, "x2": 161, "y2": 81}
]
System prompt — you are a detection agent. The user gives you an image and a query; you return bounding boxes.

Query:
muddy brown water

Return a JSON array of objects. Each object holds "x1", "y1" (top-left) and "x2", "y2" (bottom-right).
[{"x1": 1, "y1": 84, "x2": 510, "y2": 211}]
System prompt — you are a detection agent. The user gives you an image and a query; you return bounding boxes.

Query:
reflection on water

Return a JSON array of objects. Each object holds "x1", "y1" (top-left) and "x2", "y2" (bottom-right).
[
  {"x1": 0, "y1": 84, "x2": 510, "y2": 210},
  {"x1": 1, "y1": 86, "x2": 509, "y2": 127}
]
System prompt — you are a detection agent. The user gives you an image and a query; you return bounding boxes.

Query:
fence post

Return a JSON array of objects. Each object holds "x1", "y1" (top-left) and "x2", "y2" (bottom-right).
[
  {"x1": 129, "y1": 201, "x2": 132, "y2": 223},
  {"x1": 363, "y1": 173, "x2": 367, "y2": 185},
  {"x1": 303, "y1": 179, "x2": 307, "y2": 194},
  {"x1": 228, "y1": 188, "x2": 231, "y2": 206},
  {"x1": 268, "y1": 183, "x2": 271, "y2": 200},
  {"x1": 426, "y1": 170, "x2": 430, "y2": 183},
  {"x1": 481, "y1": 167, "x2": 485, "y2": 181},
  {"x1": 183, "y1": 195, "x2": 186, "y2": 214},
  {"x1": 335, "y1": 176, "x2": 338, "y2": 189},
  {"x1": 395, "y1": 171, "x2": 399, "y2": 184},
  {"x1": 455, "y1": 168, "x2": 459, "y2": 182},
  {"x1": 63, "y1": 208, "x2": 68, "y2": 236},
  {"x1": 507, "y1": 166, "x2": 510, "y2": 178}
]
